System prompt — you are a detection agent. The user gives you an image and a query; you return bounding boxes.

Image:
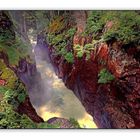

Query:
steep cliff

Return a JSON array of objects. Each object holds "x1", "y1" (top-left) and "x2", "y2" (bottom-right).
[
  {"x1": 0, "y1": 11, "x2": 81, "y2": 129},
  {"x1": 1, "y1": 10, "x2": 140, "y2": 129},
  {"x1": 0, "y1": 11, "x2": 44, "y2": 127},
  {"x1": 43, "y1": 11, "x2": 140, "y2": 128}
]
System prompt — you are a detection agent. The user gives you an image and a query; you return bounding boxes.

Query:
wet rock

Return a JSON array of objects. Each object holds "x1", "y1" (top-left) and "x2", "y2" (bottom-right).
[
  {"x1": 47, "y1": 117, "x2": 77, "y2": 128},
  {"x1": 17, "y1": 97, "x2": 44, "y2": 123},
  {"x1": 46, "y1": 40, "x2": 140, "y2": 128}
]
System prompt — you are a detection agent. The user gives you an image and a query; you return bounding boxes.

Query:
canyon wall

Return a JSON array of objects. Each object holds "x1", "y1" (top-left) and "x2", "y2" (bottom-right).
[{"x1": 44, "y1": 11, "x2": 140, "y2": 128}]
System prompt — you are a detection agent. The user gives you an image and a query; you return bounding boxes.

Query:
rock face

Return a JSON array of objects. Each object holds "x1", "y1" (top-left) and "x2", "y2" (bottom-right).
[
  {"x1": 46, "y1": 41, "x2": 140, "y2": 128},
  {"x1": 17, "y1": 97, "x2": 43, "y2": 123},
  {"x1": 0, "y1": 49, "x2": 44, "y2": 124},
  {"x1": 0, "y1": 11, "x2": 43, "y2": 124},
  {"x1": 1, "y1": 11, "x2": 140, "y2": 128},
  {"x1": 47, "y1": 117, "x2": 77, "y2": 128},
  {"x1": 42, "y1": 11, "x2": 140, "y2": 128}
]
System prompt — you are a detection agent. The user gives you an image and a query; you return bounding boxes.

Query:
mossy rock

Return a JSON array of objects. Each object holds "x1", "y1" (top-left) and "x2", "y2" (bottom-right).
[
  {"x1": 0, "y1": 60, "x2": 17, "y2": 88},
  {"x1": 0, "y1": 37, "x2": 29, "y2": 66}
]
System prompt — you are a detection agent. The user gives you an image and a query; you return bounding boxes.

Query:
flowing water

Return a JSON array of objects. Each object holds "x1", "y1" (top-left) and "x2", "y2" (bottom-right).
[{"x1": 30, "y1": 36, "x2": 97, "y2": 128}]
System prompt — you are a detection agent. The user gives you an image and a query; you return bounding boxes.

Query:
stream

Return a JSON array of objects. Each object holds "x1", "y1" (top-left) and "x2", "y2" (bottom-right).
[{"x1": 29, "y1": 35, "x2": 97, "y2": 128}]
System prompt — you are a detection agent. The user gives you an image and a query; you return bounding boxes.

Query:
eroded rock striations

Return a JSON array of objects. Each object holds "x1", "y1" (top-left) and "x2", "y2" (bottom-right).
[{"x1": 42, "y1": 11, "x2": 140, "y2": 128}]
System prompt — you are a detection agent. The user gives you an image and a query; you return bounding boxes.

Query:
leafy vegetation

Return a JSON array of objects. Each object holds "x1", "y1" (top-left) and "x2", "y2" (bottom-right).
[
  {"x1": 69, "y1": 118, "x2": 81, "y2": 128},
  {"x1": 74, "y1": 43, "x2": 94, "y2": 60},
  {"x1": 0, "y1": 87, "x2": 62, "y2": 129},
  {"x1": 98, "y1": 68, "x2": 115, "y2": 84},
  {"x1": 64, "y1": 52, "x2": 74, "y2": 63},
  {"x1": 0, "y1": 29, "x2": 14, "y2": 43},
  {"x1": 0, "y1": 92, "x2": 37, "y2": 128},
  {"x1": 66, "y1": 28, "x2": 76, "y2": 38},
  {"x1": 0, "y1": 12, "x2": 15, "y2": 43},
  {"x1": 47, "y1": 16, "x2": 75, "y2": 63},
  {"x1": 86, "y1": 11, "x2": 140, "y2": 45},
  {"x1": 37, "y1": 122, "x2": 60, "y2": 128},
  {"x1": 0, "y1": 60, "x2": 17, "y2": 88},
  {"x1": 0, "y1": 37, "x2": 29, "y2": 66}
]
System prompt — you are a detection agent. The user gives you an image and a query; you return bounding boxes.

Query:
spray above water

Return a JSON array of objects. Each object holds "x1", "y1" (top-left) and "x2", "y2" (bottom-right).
[{"x1": 29, "y1": 33, "x2": 97, "y2": 128}]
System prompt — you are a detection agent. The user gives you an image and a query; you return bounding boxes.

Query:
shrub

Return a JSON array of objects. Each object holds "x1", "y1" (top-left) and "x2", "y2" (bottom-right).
[
  {"x1": 74, "y1": 45, "x2": 84, "y2": 58},
  {"x1": 0, "y1": 97, "x2": 37, "y2": 128},
  {"x1": 69, "y1": 118, "x2": 81, "y2": 128},
  {"x1": 0, "y1": 37, "x2": 29, "y2": 66},
  {"x1": 64, "y1": 52, "x2": 74, "y2": 63},
  {"x1": 0, "y1": 60, "x2": 18, "y2": 88},
  {"x1": 66, "y1": 28, "x2": 76, "y2": 38},
  {"x1": 0, "y1": 29, "x2": 14, "y2": 43},
  {"x1": 85, "y1": 11, "x2": 104, "y2": 36},
  {"x1": 98, "y1": 68, "x2": 115, "y2": 84},
  {"x1": 37, "y1": 122, "x2": 60, "y2": 128},
  {"x1": 74, "y1": 44, "x2": 94, "y2": 60},
  {"x1": 86, "y1": 11, "x2": 140, "y2": 45},
  {"x1": 50, "y1": 34, "x2": 64, "y2": 46}
]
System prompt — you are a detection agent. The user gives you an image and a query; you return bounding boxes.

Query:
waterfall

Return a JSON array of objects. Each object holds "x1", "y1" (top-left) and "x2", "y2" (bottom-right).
[{"x1": 29, "y1": 34, "x2": 97, "y2": 128}]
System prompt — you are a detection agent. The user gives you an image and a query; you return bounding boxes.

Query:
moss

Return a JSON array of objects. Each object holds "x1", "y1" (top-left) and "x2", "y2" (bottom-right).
[{"x1": 0, "y1": 60, "x2": 17, "y2": 88}]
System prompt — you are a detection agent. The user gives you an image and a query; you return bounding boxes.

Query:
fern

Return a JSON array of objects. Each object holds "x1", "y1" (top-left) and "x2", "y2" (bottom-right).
[
  {"x1": 64, "y1": 52, "x2": 74, "y2": 63},
  {"x1": 98, "y1": 68, "x2": 115, "y2": 84}
]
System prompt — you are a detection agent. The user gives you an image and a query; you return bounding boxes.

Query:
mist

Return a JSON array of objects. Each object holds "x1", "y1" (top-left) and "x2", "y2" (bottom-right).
[{"x1": 29, "y1": 35, "x2": 96, "y2": 128}]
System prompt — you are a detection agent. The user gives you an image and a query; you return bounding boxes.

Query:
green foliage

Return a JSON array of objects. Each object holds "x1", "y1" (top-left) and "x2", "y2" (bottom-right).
[
  {"x1": 0, "y1": 37, "x2": 29, "y2": 66},
  {"x1": 85, "y1": 11, "x2": 104, "y2": 36},
  {"x1": 47, "y1": 15, "x2": 75, "y2": 63},
  {"x1": 0, "y1": 12, "x2": 15, "y2": 43},
  {"x1": 0, "y1": 29, "x2": 14, "y2": 43},
  {"x1": 98, "y1": 68, "x2": 115, "y2": 84},
  {"x1": 66, "y1": 28, "x2": 76, "y2": 38},
  {"x1": 0, "y1": 96, "x2": 37, "y2": 128},
  {"x1": 74, "y1": 43, "x2": 94, "y2": 60},
  {"x1": 64, "y1": 52, "x2": 74, "y2": 63},
  {"x1": 86, "y1": 11, "x2": 140, "y2": 45},
  {"x1": 0, "y1": 60, "x2": 27, "y2": 105},
  {"x1": 50, "y1": 34, "x2": 64, "y2": 46},
  {"x1": 0, "y1": 60, "x2": 18, "y2": 88},
  {"x1": 14, "y1": 80, "x2": 27, "y2": 104},
  {"x1": 17, "y1": 93, "x2": 27, "y2": 103},
  {"x1": 48, "y1": 33, "x2": 74, "y2": 63},
  {"x1": 0, "y1": 87, "x2": 9, "y2": 95},
  {"x1": 74, "y1": 45, "x2": 84, "y2": 58},
  {"x1": 69, "y1": 118, "x2": 81, "y2": 128},
  {"x1": 37, "y1": 122, "x2": 60, "y2": 128}
]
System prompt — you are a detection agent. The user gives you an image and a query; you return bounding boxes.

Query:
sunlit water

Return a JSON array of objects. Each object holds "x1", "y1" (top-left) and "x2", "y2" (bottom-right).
[{"x1": 30, "y1": 37, "x2": 97, "y2": 128}]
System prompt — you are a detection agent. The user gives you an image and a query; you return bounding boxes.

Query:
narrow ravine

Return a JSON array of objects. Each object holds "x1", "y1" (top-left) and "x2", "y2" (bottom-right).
[{"x1": 27, "y1": 35, "x2": 96, "y2": 128}]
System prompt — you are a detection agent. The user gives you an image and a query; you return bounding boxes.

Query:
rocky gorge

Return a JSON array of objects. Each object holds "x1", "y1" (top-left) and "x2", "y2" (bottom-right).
[{"x1": 0, "y1": 10, "x2": 140, "y2": 128}]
